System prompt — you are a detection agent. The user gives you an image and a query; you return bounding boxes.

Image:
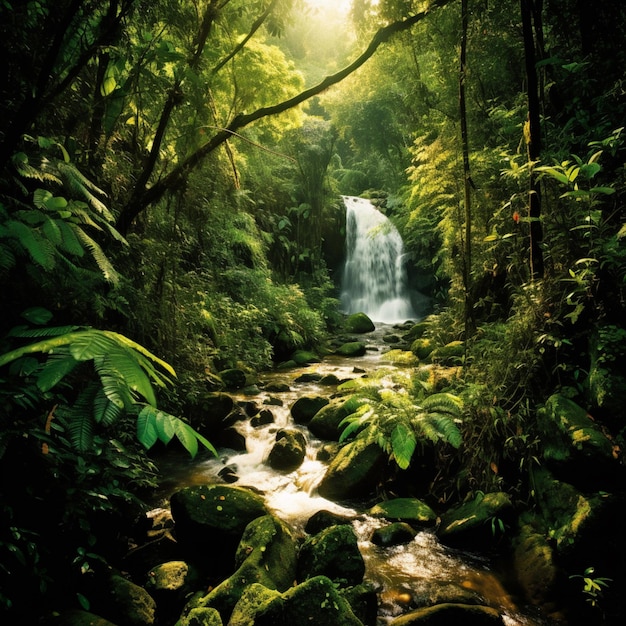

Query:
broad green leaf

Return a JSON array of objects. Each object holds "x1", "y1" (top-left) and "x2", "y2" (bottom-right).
[
  {"x1": 390, "y1": 423, "x2": 416, "y2": 470},
  {"x1": 36, "y1": 354, "x2": 79, "y2": 392},
  {"x1": 21, "y1": 307, "x2": 53, "y2": 325},
  {"x1": 101, "y1": 75, "x2": 117, "y2": 97},
  {"x1": 137, "y1": 407, "x2": 159, "y2": 450}
]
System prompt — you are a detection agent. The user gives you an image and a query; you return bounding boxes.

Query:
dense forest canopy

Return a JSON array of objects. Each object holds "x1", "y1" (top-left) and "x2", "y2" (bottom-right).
[{"x1": 1, "y1": 0, "x2": 625, "y2": 623}]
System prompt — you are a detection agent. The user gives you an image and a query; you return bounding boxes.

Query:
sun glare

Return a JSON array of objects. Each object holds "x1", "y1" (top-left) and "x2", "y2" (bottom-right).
[{"x1": 305, "y1": 0, "x2": 352, "y2": 15}]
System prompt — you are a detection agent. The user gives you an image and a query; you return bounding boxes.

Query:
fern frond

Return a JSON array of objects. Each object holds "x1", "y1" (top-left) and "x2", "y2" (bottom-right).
[
  {"x1": 72, "y1": 227, "x2": 119, "y2": 284},
  {"x1": 57, "y1": 390, "x2": 98, "y2": 452},
  {"x1": 98, "y1": 348, "x2": 157, "y2": 406},
  {"x1": 7, "y1": 324, "x2": 80, "y2": 339},
  {"x1": 5, "y1": 219, "x2": 56, "y2": 270},
  {"x1": 56, "y1": 219, "x2": 85, "y2": 256},
  {"x1": 421, "y1": 392, "x2": 463, "y2": 416},
  {"x1": 390, "y1": 421, "x2": 417, "y2": 469},
  {"x1": 419, "y1": 413, "x2": 463, "y2": 448}
]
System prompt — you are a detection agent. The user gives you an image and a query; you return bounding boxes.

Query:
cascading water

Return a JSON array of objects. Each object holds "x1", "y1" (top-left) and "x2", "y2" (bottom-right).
[{"x1": 340, "y1": 196, "x2": 417, "y2": 323}]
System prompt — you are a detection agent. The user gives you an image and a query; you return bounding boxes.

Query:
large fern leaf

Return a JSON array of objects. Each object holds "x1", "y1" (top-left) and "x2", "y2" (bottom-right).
[
  {"x1": 390, "y1": 421, "x2": 417, "y2": 469},
  {"x1": 72, "y1": 227, "x2": 119, "y2": 284},
  {"x1": 5, "y1": 219, "x2": 56, "y2": 270}
]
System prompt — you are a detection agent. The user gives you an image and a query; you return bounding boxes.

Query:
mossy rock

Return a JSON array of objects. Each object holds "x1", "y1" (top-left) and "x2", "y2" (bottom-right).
[
  {"x1": 537, "y1": 394, "x2": 617, "y2": 483},
  {"x1": 438, "y1": 492, "x2": 514, "y2": 550},
  {"x1": 368, "y1": 498, "x2": 437, "y2": 528},
  {"x1": 228, "y1": 576, "x2": 364, "y2": 626},
  {"x1": 97, "y1": 573, "x2": 156, "y2": 626},
  {"x1": 336, "y1": 341, "x2": 367, "y2": 357},
  {"x1": 511, "y1": 521, "x2": 558, "y2": 607},
  {"x1": 430, "y1": 341, "x2": 465, "y2": 365},
  {"x1": 297, "y1": 524, "x2": 365, "y2": 587},
  {"x1": 344, "y1": 312, "x2": 375, "y2": 333},
  {"x1": 291, "y1": 395, "x2": 330, "y2": 424},
  {"x1": 218, "y1": 368, "x2": 247, "y2": 390},
  {"x1": 317, "y1": 438, "x2": 387, "y2": 502},
  {"x1": 308, "y1": 396, "x2": 366, "y2": 441},
  {"x1": 266, "y1": 428, "x2": 307, "y2": 472},
  {"x1": 371, "y1": 522, "x2": 417, "y2": 547},
  {"x1": 170, "y1": 485, "x2": 268, "y2": 568},
  {"x1": 176, "y1": 607, "x2": 223, "y2": 626},
  {"x1": 410, "y1": 337, "x2": 434, "y2": 360},
  {"x1": 404, "y1": 321, "x2": 430, "y2": 341},
  {"x1": 292, "y1": 349, "x2": 321, "y2": 365},
  {"x1": 186, "y1": 515, "x2": 297, "y2": 623}
]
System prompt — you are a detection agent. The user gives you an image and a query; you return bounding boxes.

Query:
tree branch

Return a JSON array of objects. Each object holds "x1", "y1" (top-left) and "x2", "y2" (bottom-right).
[{"x1": 117, "y1": 0, "x2": 453, "y2": 232}]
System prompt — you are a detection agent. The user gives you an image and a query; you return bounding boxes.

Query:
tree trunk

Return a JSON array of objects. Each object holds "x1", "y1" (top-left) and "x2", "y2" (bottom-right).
[{"x1": 521, "y1": 0, "x2": 544, "y2": 279}]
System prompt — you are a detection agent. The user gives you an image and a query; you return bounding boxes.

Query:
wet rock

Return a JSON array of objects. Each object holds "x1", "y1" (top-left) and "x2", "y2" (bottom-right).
[
  {"x1": 290, "y1": 395, "x2": 330, "y2": 424},
  {"x1": 404, "y1": 321, "x2": 430, "y2": 341},
  {"x1": 228, "y1": 576, "x2": 363, "y2": 626},
  {"x1": 145, "y1": 561, "x2": 197, "y2": 622},
  {"x1": 344, "y1": 312, "x2": 376, "y2": 333},
  {"x1": 410, "y1": 338, "x2": 434, "y2": 360},
  {"x1": 219, "y1": 368, "x2": 247, "y2": 390},
  {"x1": 177, "y1": 607, "x2": 223, "y2": 626},
  {"x1": 213, "y1": 427, "x2": 246, "y2": 452},
  {"x1": 181, "y1": 515, "x2": 297, "y2": 623},
  {"x1": 319, "y1": 373, "x2": 342, "y2": 385},
  {"x1": 263, "y1": 382, "x2": 290, "y2": 393},
  {"x1": 305, "y1": 509, "x2": 355, "y2": 535},
  {"x1": 308, "y1": 396, "x2": 366, "y2": 441},
  {"x1": 297, "y1": 524, "x2": 364, "y2": 587},
  {"x1": 266, "y1": 428, "x2": 307, "y2": 472},
  {"x1": 250, "y1": 408, "x2": 274, "y2": 428},
  {"x1": 511, "y1": 521, "x2": 559, "y2": 609},
  {"x1": 389, "y1": 602, "x2": 504, "y2": 625},
  {"x1": 317, "y1": 439, "x2": 387, "y2": 502},
  {"x1": 336, "y1": 341, "x2": 367, "y2": 357},
  {"x1": 383, "y1": 333, "x2": 402, "y2": 344},
  {"x1": 437, "y1": 492, "x2": 514, "y2": 550},
  {"x1": 342, "y1": 582, "x2": 379, "y2": 626},
  {"x1": 292, "y1": 349, "x2": 321, "y2": 365},
  {"x1": 170, "y1": 485, "x2": 269, "y2": 571},
  {"x1": 294, "y1": 371, "x2": 323, "y2": 383},
  {"x1": 218, "y1": 465, "x2": 239, "y2": 483},
  {"x1": 371, "y1": 522, "x2": 417, "y2": 547},
  {"x1": 430, "y1": 340, "x2": 465, "y2": 365},
  {"x1": 368, "y1": 498, "x2": 437, "y2": 528},
  {"x1": 90, "y1": 572, "x2": 156, "y2": 626},
  {"x1": 186, "y1": 392, "x2": 235, "y2": 436}
]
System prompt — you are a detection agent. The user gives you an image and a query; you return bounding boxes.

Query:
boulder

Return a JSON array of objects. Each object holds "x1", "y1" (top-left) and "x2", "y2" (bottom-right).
[
  {"x1": 290, "y1": 395, "x2": 330, "y2": 425},
  {"x1": 368, "y1": 498, "x2": 437, "y2": 528},
  {"x1": 250, "y1": 409, "x2": 274, "y2": 428},
  {"x1": 228, "y1": 576, "x2": 364, "y2": 626},
  {"x1": 404, "y1": 321, "x2": 430, "y2": 341},
  {"x1": 371, "y1": 522, "x2": 417, "y2": 547},
  {"x1": 437, "y1": 492, "x2": 514, "y2": 550},
  {"x1": 145, "y1": 561, "x2": 196, "y2": 623},
  {"x1": 44, "y1": 611, "x2": 118, "y2": 626},
  {"x1": 430, "y1": 341, "x2": 465, "y2": 365},
  {"x1": 336, "y1": 341, "x2": 367, "y2": 357},
  {"x1": 177, "y1": 607, "x2": 223, "y2": 626},
  {"x1": 185, "y1": 515, "x2": 297, "y2": 623},
  {"x1": 91, "y1": 572, "x2": 156, "y2": 626},
  {"x1": 536, "y1": 394, "x2": 620, "y2": 488},
  {"x1": 410, "y1": 338, "x2": 434, "y2": 360},
  {"x1": 389, "y1": 603, "x2": 504, "y2": 625},
  {"x1": 169, "y1": 485, "x2": 268, "y2": 571},
  {"x1": 186, "y1": 393, "x2": 235, "y2": 436},
  {"x1": 308, "y1": 396, "x2": 366, "y2": 441},
  {"x1": 341, "y1": 583, "x2": 379, "y2": 626},
  {"x1": 266, "y1": 428, "x2": 307, "y2": 472},
  {"x1": 317, "y1": 439, "x2": 387, "y2": 502},
  {"x1": 291, "y1": 349, "x2": 321, "y2": 365},
  {"x1": 297, "y1": 524, "x2": 365, "y2": 587},
  {"x1": 305, "y1": 509, "x2": 355, "y2": 535},
  {"x1": 344, "y1": 313, "x2": 375, "y2": 334},
  {"x1": 218, "y1": 368, "x2": 248, "y2": 390}
]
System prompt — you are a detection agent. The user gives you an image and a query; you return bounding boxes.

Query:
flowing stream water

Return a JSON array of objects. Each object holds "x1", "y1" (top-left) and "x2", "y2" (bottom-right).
[{"x1": 153, "y1": 198, "x2": 556, "y2": 625}]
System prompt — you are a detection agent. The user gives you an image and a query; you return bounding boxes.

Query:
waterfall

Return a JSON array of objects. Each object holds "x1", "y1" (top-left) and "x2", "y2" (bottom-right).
[{"x1": 340, "y1": 196, "x2": 417, "y2": 323}]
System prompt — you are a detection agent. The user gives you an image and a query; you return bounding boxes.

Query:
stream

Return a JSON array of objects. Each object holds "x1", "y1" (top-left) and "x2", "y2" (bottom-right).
[{"x1": 153, "y1": 324, "x2": 555, "y2": 626}]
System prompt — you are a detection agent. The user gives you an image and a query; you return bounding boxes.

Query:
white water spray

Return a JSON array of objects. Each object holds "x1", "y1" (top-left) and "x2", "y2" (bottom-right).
[{"x1": 340, "y1": 196, "x2": 417, "y2": 323}]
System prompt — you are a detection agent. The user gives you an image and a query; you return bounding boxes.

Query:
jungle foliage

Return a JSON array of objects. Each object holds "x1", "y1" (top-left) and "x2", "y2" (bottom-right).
[{"x1": 0, "y1": 0, "x2": 625, "y2": 622}]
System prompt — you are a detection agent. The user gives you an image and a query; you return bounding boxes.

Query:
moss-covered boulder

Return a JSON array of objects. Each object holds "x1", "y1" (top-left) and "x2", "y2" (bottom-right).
[
  {"x1": 404, "y1": 321, "x2": 430, "y2": 341},
  {"x1": 291, "y1": 349, "x2": 321, "y2": 365},
  {"x1": 228, "y1": 576, "x2": 364, "y2": 626},
  {"x1": 183, "y1": 515, "x2": 297, "y2": 623},
  {"x1": 308, "y1": 396, "x2": 366, "y2": 441},
  {"x1": 336, "y1": 341, "x2": 367, "y2": 357},
  {"x1": 170, "y1": 485, "x2": 269, "y2": 570},
  {"x1": 389, "y1": 603, "x2": 504, "y2": 625},
  {"x1": 511, "y1": 521, "x2": 559, "y2": 609},
  {"x1": 187, "y1": 392, "x2": 235, "y2": 436},
  {"x1": 297, "y1": 524, "x2": 365, "y2": 587},
  {"x1": 368, "y1": 498, "x2": 437, "y2": 528},
  {"x1": 371, "y1": 522, "x2": 417, "y2": 547},
  {"x1": 176, "y1": 606, "x2": 223, "y2": 626},
  {"x1": 218, "y1": 368, "x2": 247, "y2": 390},
  {"x1": 437, "y1": 492, "x2": 514, "y2": 550},
  {"x1": 536, "y1": 394, "x2": 620, "y2": 487},
  {"x1": 410, "y1": 338, "x2": 434, "y2": 360},
  {"x1": 290, "y1": 395, "x2": 330, "y2": 425},
  {"x1": 317, "y1": 439, "x2": 387, "y2": 502},
  {"x1": 305, "y1": 509, "x2": 355, "y2": 535},
  {"x1": 92, "y1": 572, "x2": 156, "y2": 626},
  {"x1": 145, "y1": 561, "x2": 197, "y2": 619},
  {"x1": 266, "y1": 428, "x2": 307, "y2": 472},
  {"x1": 430, "y1": 341, "x2": 465, "y2": 365},
  {"x1": 531, "y1": 467, "x2": 623, "y2": 561},
  {"x1": 344, "y1": 312, "x2": 375, "y2": 333}
]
